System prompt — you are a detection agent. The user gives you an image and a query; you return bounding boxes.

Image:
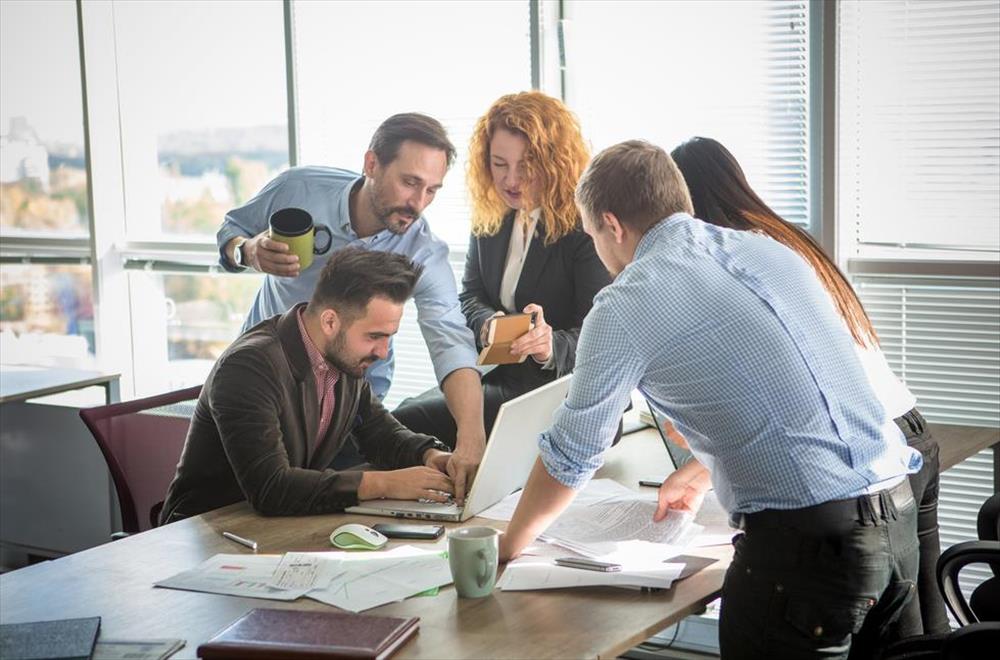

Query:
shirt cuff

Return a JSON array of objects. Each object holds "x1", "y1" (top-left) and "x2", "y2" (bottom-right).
[
  {"x1": 537, "y1": 430, "x2": 597, "y2": 490},
  {"x1": 431, "y1": 345, "x2": 480, "y2": 385}
]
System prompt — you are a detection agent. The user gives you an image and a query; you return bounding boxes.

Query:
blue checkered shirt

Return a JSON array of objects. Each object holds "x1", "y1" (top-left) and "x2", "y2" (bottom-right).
[{"x1": 539, "y1": 213, "x2": 921, "y2": 514}]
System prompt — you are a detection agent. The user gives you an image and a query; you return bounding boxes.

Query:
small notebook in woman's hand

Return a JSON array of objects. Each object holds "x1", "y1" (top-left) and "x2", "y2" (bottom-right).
[
  {"x1": 196, "y1": 608, "x2": 419, "y2": 660},
  {"x1": 477, "y1": 312, "x2": 536, "y2": 365}
]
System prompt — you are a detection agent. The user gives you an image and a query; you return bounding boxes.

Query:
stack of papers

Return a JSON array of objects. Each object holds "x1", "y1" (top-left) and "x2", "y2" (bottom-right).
[
  {"x1": 155, "y1": 545, "x2": 452, "y2": 612},
  {"x1": 486, "y1": 479, "x2": 706, "y2": 593},
  {"x1": 497, "y1": 562, "x2": 684, "y2": 591},
  {"x1": 497, "y1": 542, "x2": 684, "y2": 592},
  {"x1": 542, "y1": 500, "x2": 702, "y2": 558}
]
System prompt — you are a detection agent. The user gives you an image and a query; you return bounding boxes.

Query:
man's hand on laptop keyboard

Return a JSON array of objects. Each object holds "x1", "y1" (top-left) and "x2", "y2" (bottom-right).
[
  {"x1": 357, "y1": 466, "x2": 454, "y2": 502},
  {"x1": 448, "y1": 430, "x2": 485, "y2": 506}
]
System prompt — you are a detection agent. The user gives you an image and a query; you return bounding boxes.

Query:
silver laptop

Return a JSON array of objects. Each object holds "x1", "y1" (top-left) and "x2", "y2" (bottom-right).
[{"x1": 346, "y1": 374, "x2": 572, "y2": 522}]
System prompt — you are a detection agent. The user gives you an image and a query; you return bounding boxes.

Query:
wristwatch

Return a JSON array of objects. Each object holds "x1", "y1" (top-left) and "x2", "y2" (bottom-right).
[{"x1": 232, "y1": 238, "x2": 249, "y2": 270}]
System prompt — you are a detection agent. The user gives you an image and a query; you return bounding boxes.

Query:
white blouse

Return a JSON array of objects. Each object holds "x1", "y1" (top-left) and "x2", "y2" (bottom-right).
[{"x1": 499, "y1": 208, "x2": 541, "y2": 313}]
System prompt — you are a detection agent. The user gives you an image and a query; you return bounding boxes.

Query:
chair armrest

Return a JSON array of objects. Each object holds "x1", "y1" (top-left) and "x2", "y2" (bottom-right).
[{"x1": 938, "y1": 540, "x2": 1000, "y2": 626}]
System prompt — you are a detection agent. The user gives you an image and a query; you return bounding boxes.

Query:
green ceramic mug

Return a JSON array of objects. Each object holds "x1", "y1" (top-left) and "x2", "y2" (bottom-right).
[
  {"x1": 448, "y1": 526, "x2": 499, "y2": 598},
  {"x1": 268, "y1": 207, "x2": 333, "y2": 270}
]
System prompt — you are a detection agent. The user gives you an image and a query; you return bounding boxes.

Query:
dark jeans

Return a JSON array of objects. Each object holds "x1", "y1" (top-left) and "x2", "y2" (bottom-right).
[
  {"x1": 720, "y1": 480, "x2": 919, "y2": 659},
  {"x1": 894, "y1": 408, "x2": 951, "y2": 636}
]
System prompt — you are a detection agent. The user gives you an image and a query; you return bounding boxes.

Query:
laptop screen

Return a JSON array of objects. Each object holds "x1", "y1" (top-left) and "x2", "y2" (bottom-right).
[{"x1": 646, "y1": 401, "x2": 695, "y2": 470}]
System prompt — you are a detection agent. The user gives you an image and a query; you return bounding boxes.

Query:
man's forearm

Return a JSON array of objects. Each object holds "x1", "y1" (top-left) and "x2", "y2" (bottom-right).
[
  {"x1": 440, "y1": 368, "x2": 485, "y2": 448},
  {"x1": 501, "y1": 458, "x2": 578, "y2": 559}
]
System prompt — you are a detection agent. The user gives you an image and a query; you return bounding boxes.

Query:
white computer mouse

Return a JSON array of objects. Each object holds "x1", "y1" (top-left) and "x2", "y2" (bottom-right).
[{"x1": 330, "y1": 523, "x2": 388, "y2": 551}]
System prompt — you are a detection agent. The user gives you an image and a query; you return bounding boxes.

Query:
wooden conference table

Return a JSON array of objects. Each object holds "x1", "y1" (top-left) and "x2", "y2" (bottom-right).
[
  {"x1": 0, "y1": 428, "x2": 731, "y2": 660},
  {"x1": 1, "y1": 423, "x2": 994, "y2": 659}
]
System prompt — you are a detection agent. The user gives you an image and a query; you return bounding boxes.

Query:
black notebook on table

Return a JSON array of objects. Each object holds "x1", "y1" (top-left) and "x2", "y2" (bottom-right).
[{"x1": 0, "y1": 616, "x2": 101, "y2": 660}]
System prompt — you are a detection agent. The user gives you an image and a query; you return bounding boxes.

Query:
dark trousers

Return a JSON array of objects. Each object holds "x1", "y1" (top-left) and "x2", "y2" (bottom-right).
[
  {"x1": 894, "y1": 408, "x2": 951, "y2": 636},
  {"x1": 720, "y1": 480, "x2": 919, "y2": 659}
]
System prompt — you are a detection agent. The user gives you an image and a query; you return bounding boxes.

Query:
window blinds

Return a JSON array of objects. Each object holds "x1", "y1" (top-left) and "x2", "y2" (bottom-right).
[
  {"x1": 564, "y1": 0, "x2": 811, "y2": 227},
  {"x1": 838, "y1": 0, "x2": 1000, "y2": 252},
  {"x1": 854, "y1": 274, "x2": 1000, "y2": 427},
  {"x1": 842, "y1": 0, "x2": 1000, "y2": 608}
]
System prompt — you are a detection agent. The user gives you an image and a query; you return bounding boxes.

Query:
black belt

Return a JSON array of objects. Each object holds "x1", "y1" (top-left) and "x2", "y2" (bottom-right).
[{"x1": 730, "y1": 479, "x2": 915, "y2": 531}]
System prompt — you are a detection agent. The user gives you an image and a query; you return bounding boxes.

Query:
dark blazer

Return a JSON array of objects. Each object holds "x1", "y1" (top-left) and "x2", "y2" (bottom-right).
[
  {"x1": 160, "y1": 304, "x2": 445, "y2": 523},
  {"x1": 460, "y1": 211, "x2": 611, "y2": 379}
]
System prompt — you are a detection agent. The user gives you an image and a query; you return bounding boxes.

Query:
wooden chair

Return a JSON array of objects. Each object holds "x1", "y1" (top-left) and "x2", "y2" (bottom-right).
[{"x1": 79, "y1": 385, "x2": 201, "y2": 535}]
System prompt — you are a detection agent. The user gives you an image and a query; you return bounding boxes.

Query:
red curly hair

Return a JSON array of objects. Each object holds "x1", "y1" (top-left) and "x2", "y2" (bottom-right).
[{"x1": 467, "y1": 91, "x2": 590, "y2": 244}]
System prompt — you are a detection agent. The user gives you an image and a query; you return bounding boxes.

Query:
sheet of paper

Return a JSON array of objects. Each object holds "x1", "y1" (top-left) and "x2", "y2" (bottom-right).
[
  {"x1": 497, "y1": 562, "x2": 684, "y2": 591},
  {"x1": 545, "y1": 499, "x2": 701, "y2": 547},
  {"x1": 268, "y1": 552, "x2": 346, "y2": 590},
  {"x1": 307, "y1": 550, "x2": 453, "y2": 612},
  {"x1": 478, "y1": 478, "x2": 644, "y2": 522},
  {"x1": 154, "y1": 554, "x2": 306, "y2": 600},
  {"x1": 156, "y1": 546, "x2": 453, "y2": 612}
]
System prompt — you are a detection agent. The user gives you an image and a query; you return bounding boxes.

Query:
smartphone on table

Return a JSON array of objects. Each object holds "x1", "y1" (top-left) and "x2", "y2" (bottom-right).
[
  {"x1": 371, "y1": 523, "x2": 445, "y2": 540},
  {"x1": 554, "y1": 557, "x2": 622, "y2": 572}
]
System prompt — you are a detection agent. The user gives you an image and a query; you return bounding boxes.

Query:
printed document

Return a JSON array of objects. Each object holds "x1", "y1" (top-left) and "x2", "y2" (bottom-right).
[
  {"x1": 545, "y1": 500, "x2": 700, "y2": 547},
  {"x1": 155, "y1": 545, "x2": 452, "y2": 612}
]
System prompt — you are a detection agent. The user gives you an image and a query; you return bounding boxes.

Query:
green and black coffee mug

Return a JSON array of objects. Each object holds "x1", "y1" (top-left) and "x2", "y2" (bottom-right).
[{"x1": 268, "y1": 207, "x2": 332, "y2": 270}]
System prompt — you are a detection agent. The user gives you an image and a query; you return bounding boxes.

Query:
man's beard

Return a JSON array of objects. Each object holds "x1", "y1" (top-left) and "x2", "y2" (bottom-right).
[
  {"x1": 369, "y1": 186, "x2": 418, "y2": 235},
  {"x1": 323, "y1": 330, "x2": 379, "y2": 377}
]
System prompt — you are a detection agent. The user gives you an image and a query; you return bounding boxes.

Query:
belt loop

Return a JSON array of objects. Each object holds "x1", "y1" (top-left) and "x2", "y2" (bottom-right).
[
  {"x1": 881, "y1": 490, "x2": 898, "y2": 522},
  {"x1": 858, "y1": 495, "x2": 874, "y2": 526}
]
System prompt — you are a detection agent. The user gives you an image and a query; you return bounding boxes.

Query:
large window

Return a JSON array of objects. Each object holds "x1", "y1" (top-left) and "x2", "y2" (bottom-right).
[
  {"x1": 838, "y1": 0, "x2": 1000, "y2": 606},
  {"x1": 0, "y1": 1, "x2": 94, "y2": 366},
  {"x1": 101, "y1": 0, "x2": 290, "y2": 395},
  {"x1": 128, "y1": 270, "x2": 263, "y2": 395},
  {"x1": 0, "y1": 1, "x2": 89, "y2": 239},
  {"x1": 294, "y1": 0, "x2": 532, "y2": 406},
  {"x1": 112, "y1": 0, "x2": 288, "y2": 241},
  {"x1": 563, "y1": 0, "x2": 812, "y2": 228},
  {"x1": 0, "y1": 264, "x2": 94, "y2": 367}
]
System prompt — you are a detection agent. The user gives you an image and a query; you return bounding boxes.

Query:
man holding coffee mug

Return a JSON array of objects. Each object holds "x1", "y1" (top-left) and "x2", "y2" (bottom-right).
[
  {"x1": 498, "y1": 142, "x2": 922, "y2": 659},
  {"x1": 217, "y1": 114, "x2": 485, "y2": 503},
  {"x1": 160, "y1": 249, "x2": 456, "y2": 523}
]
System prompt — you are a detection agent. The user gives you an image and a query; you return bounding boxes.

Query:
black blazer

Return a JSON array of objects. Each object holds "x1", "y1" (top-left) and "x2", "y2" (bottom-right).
[{"x1": 460, "y1": 211, "x2": 611, "y2": 378}]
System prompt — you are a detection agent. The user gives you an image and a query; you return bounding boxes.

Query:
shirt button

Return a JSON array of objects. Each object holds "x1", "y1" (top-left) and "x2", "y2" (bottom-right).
[
  {"x1": 813, "y1": 626, "x2": 824, "y2": 637},
  {"x1": 775, "y1": 584, "x2": 784, "y2": 593}
]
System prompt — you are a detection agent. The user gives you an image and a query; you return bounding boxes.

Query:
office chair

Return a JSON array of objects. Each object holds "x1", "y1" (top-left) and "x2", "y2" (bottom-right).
[
  {"x1": 79, "y1": 385, "x2": 201, "y2": 535},
  {"x1": 882, "y1": 493, "x2": 1000, "y2": 659}
]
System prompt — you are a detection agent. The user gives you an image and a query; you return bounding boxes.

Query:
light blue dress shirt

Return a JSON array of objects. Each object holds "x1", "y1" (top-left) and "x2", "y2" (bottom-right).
[
  {"x1": 538, "y1": 213, "x2": 921, "y2": 514},
  {"x1": 217, "y1": 166, "x2": 479, "y2": 400}
]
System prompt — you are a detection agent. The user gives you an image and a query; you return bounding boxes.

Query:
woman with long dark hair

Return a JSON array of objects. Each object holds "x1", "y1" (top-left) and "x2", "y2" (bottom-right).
[{"x1": 671, "y1": 136, "x2": 949, "y2": 638}]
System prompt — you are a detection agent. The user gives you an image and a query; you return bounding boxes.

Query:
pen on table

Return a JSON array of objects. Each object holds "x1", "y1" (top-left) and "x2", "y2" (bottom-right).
[{"x1": 222, "y1": 531, "x2": 258, "y2": 551}]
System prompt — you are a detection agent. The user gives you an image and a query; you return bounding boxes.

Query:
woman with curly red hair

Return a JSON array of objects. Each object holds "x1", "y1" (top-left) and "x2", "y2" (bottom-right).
[{"x1": 393, "y1": 91, "x2": 611, "y2": 446}]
